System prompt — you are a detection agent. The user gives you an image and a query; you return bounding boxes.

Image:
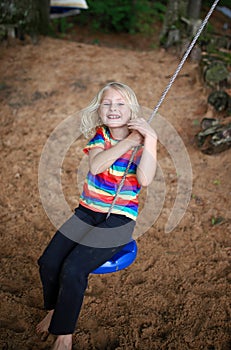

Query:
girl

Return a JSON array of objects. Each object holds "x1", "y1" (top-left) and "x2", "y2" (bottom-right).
[{"x1": 36, "y1": 82, "x2": 157, "y2": 350}]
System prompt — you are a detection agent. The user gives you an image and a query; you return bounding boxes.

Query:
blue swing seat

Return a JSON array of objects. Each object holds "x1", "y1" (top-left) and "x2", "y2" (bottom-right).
[{"x1": 92, "y1": 240, "x2": 138, "y2": 274}]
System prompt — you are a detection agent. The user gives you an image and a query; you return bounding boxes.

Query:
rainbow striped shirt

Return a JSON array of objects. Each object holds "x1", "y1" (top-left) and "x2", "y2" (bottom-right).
[{"x1": 79, "y1": 126, "x2": 142, "y2": 220}]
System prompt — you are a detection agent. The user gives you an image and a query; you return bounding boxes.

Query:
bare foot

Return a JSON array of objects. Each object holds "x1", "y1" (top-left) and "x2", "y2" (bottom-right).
[
  {"x1": 36, "y1": 310, "x2": 54, "y2": 334},
  {"x1": 52, "y1": 335, "x2": 72, "y2": 350}
]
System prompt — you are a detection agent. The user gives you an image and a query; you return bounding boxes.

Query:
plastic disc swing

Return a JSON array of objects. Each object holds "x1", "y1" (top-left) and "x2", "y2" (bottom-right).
[
  {"x1": 91, "y1": 0, "x2": 220, "y2": 275},
  {"x1": 92, "y1": 240, "x2": 138, "y2": 274}
]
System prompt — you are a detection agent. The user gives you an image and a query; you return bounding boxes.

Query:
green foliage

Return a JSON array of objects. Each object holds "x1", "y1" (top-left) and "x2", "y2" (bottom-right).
[
  {"x1": 211, "y1": 216, "x2": 224, "y2": 225},
  {"x1": 213, "y1": 179, "x2": 221, "y2": 185},
  {"x1": 49, "y1": 17, "x2": 74, "y2": 36},
  {"x1": 77, "y1": 0, "x2": 166, "y2": 34}
]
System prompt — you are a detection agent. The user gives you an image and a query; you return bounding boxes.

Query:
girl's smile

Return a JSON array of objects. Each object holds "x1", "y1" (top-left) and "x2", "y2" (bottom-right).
[{"x1": 107, "y1": 114, "x2": 121, "y2": 119}]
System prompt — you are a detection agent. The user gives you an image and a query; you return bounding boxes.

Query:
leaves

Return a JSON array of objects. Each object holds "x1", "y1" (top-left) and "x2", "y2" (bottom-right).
[{"x1": 78, "y1": 0, "x2": 166, "y2": 34}]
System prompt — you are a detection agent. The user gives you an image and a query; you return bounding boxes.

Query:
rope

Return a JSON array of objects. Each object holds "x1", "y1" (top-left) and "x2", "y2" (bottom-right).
[{"x1": 107, "y1": 0, "x2": 220, "y2": 219}]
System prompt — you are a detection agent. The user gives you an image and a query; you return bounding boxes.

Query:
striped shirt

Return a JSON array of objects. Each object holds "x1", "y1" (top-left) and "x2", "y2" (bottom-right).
[{"x1": 79, "y1": 126, "x2": 142, "y2": 220}]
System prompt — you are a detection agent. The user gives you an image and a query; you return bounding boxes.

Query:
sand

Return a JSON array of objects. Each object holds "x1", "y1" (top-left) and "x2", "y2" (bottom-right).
[{"x1": 0, "y1": 24, "x2": 230, "y2": 350}]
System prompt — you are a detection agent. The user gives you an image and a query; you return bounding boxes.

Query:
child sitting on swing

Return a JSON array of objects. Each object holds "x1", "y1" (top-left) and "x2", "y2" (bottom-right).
[{"x1": 36, "y1": 82, "x2": 157, "y2": 350}]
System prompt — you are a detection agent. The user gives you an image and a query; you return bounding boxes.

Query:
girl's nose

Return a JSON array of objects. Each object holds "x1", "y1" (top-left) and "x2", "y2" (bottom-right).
[{"x1": 110, "y1": 103, "x2": 117, "y2": 111}]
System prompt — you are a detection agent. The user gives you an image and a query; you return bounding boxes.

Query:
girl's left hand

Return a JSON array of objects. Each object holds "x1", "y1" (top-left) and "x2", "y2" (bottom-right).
[{"x1": 127, "y1": 118, "x2": 158, "y2": 141}]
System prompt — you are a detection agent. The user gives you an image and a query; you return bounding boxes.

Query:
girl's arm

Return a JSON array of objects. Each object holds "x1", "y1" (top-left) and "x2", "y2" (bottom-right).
[
  {"x1": 128, "y1": 118, "x2": 158, "y2": 187},
  {"x1": 88, "y1": 132, "x2": 143, "y2": 175}
]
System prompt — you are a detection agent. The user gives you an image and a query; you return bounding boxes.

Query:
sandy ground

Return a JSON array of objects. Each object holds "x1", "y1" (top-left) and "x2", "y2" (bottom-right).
[{"x1": 0, "y1": 21, "x2": 231, "y2": 350}]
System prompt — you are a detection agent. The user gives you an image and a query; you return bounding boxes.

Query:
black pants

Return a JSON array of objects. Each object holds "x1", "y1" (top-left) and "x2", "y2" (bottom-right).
[{"x1": 38, "y1": 205, "x2": 135, "y2": 335}]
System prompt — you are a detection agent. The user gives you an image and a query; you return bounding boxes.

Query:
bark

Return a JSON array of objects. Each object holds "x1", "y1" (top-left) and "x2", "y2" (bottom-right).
[
  {"x1": 0, "y1": 0, "x2": 50, "y2": 37},
  {"x1": 160, "y1": 0, "x2": 188, "y2": 47},
  {"x1": 187, "y1": 0, "x2": 201, "y2": 20},
  {"x1": 36, "y1": 0, "x2": 50, "y2": 35},
  {"x1": 161, "y1": 0, "x2": 188, "y2": 37}
]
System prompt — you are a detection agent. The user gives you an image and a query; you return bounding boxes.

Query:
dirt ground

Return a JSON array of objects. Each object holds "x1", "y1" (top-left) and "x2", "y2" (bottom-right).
[{"x1": 0, "y1": 11, "x2": 231, "y2": 350}]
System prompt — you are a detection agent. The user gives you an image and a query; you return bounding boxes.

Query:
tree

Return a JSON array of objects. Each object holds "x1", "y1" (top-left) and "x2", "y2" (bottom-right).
[
  {"x1": 187, "y1": 0, "x2": 201, "y2": 20},
  {"x1": 160, "y1": 0, "x2": 202, "y2": 47},
  {"x1": 36, "y1": 0, "x2": 51, "y2": 35},
  {"x1": 0, "y1": 0, "x2": 51, "y2": 38}
]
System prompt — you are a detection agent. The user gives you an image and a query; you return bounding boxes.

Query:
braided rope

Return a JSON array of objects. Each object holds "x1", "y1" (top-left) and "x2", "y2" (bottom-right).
[{"x1": 107, "y1": 0, "x2": 220, "y2": 219}]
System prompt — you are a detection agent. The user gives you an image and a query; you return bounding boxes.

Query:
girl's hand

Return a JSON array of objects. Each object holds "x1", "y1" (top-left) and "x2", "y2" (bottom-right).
[
  {"x1": 128, "y1": 118, "x2": 158, "y2": 141},
  {"x1": 126, "y1": 130, "x2": 144, "y2": 148},
  {"x1": 128, "y1": 118, "x2": 158, "y2": 187}
]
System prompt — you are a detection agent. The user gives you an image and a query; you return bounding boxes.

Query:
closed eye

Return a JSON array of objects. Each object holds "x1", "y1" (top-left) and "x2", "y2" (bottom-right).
[{"x1": 100, "y1": 101, "x2": 126, "y2": 108}]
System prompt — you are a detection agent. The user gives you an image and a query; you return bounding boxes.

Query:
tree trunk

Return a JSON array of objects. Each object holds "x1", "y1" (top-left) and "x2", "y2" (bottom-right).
[
  {"x1": 160, "y1": 0, "x2": 188, "y2": 47},
  {"x1": 182, "y1": 0, "x2": 202, "y2": 38},
  {"x1": 0, "y1": 0, "x2": 51, "y2": 38},
  {"x1": 36, "y1": 0, "x2": 51, "y2": 35},
  {"x1": 187, "y1": 0, "x2": 201, "y2": 20}
]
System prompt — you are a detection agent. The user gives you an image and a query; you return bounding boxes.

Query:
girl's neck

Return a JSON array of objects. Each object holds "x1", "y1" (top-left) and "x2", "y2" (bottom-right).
[{"x1": 108, "y1": 125, "x2": 129, "y2": 140}]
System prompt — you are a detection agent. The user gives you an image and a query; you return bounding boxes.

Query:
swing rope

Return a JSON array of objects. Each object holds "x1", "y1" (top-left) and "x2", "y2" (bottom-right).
[{"x1": 107, "y1": 0, "x2": 220, "y2": 219}]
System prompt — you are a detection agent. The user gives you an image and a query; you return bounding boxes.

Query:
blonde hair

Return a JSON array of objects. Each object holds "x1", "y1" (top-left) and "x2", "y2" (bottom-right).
[{"x1": 80, "y1": 82, "x2": 140, "y2": 138}]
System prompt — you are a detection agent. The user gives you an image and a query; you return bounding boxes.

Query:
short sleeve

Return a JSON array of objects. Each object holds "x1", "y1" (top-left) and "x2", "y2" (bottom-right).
[
  {"x1": 132, "y1": 146, "x2": 143, "y2": 166},
  {"x1": 83, "y1": 126, "x2": 106, "y2": 155}
]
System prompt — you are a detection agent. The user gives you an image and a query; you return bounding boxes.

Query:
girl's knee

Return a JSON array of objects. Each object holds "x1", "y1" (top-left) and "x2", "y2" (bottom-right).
[
  {"x1": 61, "y1": 263, "x2": 88, "y2": 289},
  {"x1": 38, "y1": 253, "x2": 60, "y2": 275}
]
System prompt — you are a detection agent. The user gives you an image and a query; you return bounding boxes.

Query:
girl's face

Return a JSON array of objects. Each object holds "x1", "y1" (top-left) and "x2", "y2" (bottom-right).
[{"x1": 98, "y1": 88, "x2": 132, "y2": 128}]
